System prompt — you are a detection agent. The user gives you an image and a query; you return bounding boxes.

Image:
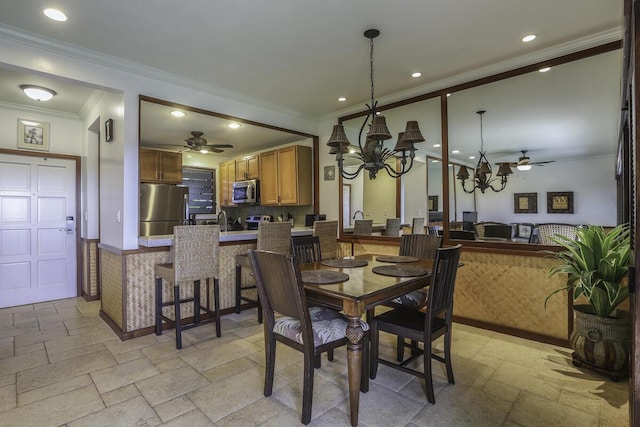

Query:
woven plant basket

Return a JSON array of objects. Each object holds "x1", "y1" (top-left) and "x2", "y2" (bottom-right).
[{"x1": 570, "y1": 304, "x2": 630, "y2": 373}]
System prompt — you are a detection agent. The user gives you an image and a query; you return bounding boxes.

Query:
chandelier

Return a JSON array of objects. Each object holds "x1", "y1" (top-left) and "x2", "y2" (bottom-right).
[
  {"x1": 326, "y1": 29, "x2": 425, "y2": 180},
  {"x1": 456, "y1": 110, "x2": 512, "y2": 193}
]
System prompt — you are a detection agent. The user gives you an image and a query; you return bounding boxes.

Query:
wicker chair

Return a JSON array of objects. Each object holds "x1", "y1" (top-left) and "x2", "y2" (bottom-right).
[
  {"x1": 370, "y1": 244, "x2": 462, "y2": 403},
  {"x1": 537, "y1": 223, "x2": 579, "y2": 245},
  {"x1": 291, "y1": 235, "x2": 322, "y2": 264},
  {"x1": 412, "y1": 217, "x2": 426, "y2": 234},
  {"x1": 155, "y1": 225, "x2": 221, "y2": 349},
  {"x1": 353, "y1": 219, "x2": 373, "y2": 235},
  {"x1": 235, "y1": 222, "x2": 292, "y2": 323},
  {"x1": 312, "y1": 220, "x2": 338, "y2": 260},
  {"x1": 384, "y1": 218, "x2": 402, "y2": 237},
  {"x1": 248, "y1": 250, "x2": 369, "y2": 424}
]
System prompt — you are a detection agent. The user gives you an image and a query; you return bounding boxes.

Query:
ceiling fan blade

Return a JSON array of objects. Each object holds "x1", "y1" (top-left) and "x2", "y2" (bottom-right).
[
  {"x1": 531, "y1": 160, "x2": 555, "y2": 166},
  {"x1": 209, "y1": 144, "x2": 234, "y2": 148}
]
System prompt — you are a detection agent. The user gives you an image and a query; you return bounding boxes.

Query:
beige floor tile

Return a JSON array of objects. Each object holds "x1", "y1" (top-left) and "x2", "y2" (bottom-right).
[
  {"x1": 305, "y1": 405, "x2": 371, "y2": 427},
  {"x1": 160, "y1": 408, "x2": 213, "y2": 426},
  {"x1": 201, "y1": 356, "x2": 262, "y2": 383},
  {"x1": 154, "y1": 356, "x2": 190, "y2": 373},
  {"x1": 18, "y1": 374, "x2": 93, "y2": 406},
  {"x1": 0, "y1": 336, "x2": 13, "y2": 359},
  {"x1": 104, "y1": 333, "x2": 158, "y2": 356},
  {"x1": 507, "y1": 391, "x2": 598, "y2": 426},
  {"x1": 481, "y1": 379, "x2": 521, "y2": 403},
  {"x1": 62, "y1": 315, "x2": 105, "y2": 331},
  {"x1": 136, "y1": 365, "x2": 210, "y2": 406},
  {"x1": 14, "y1": 327, "x2": 68, "y2": 349},
  {"x1": 0, "y1": 349, "x2": 48, "y2": 376},
  {"x1": 112, "y1": 348, "x2": 145, "y2": 363},
  {"x1": 558, "y1": 388, "x2": 603, "y2": 417},
  {"x1": 0, "y1": 373, "x2": 15, "y2": 387},
  {"x1": 139, "y1": 338, "x2": 199, "y2": 364},
  {"x1": 68, "y1": 395, "x2": 160, "y2": 427},
  {"x1": 0, "y1": 384, "x2": 16, "y2": 412},
  {"x1": 489, "y1": 360, "x2": 562, "y2": 401},
  {"x1": 153, "y1": 394, "x2": 197, "y2": 422},
  {"x1": 215, "y1": 396, "x2": 292, "y2": 427},
  {"x1": 47, "y1": 342, "x2": 109, "y2": 363},
  {"x1": 100, "y1": 383, "x2": 141, "y2": 407},
  {"x1": 90, "y1": 357, "x2": 160, "y2": 393},
  {"x1": 180, "y1": 337, "x2": 262, "y2": 372},
  {"x1": 0, "y1": 384, "x2": 104, "y2": 427},
  {"x1": 12, "y1": 306, "x2": 57, "y2": 322},
  {"x1": 17, "y1": 350, "x2": 116, "y2": 393},
  {"x1": 0, "y1": 323, "x2": 39, "y2": 340},
  {"x1": 43, "y1": 327, "x2": 117, "y2": 354},
  {"x1": 38, "y1": 320, "x2": 65, "y2": 331}
]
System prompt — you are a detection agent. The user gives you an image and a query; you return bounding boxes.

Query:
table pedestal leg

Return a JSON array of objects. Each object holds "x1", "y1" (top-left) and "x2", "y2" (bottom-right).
[{"x1": 346, "y1": 315, "x2": 364, "y2": 426}]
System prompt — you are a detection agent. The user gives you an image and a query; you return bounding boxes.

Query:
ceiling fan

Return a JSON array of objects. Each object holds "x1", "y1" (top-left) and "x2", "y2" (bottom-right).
[
  {"x1": 513, "y1": 150, "x2": 555, "y2": 171},
  {"x1": 183, "y1": 131, "x2": 233, "y2": 153}
]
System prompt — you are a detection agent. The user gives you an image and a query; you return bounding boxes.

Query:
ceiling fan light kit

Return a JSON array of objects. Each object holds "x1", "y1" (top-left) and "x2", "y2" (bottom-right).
[{"x1": 184, "y1": 131, "x2": 233, "y2": 154}]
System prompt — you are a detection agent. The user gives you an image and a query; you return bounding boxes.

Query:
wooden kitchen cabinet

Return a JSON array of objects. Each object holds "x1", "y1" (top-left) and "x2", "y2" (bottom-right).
[
  {"x1": 235, "y1": 155, "x2": 259, "y2": 180},
  {"x1": 219, "y1": 160, "x2": 236, "y2": 207},
  {"x1": 140, "y1": 148, "x2": 182, "y2": 184},
  {"x1": 259, "y1": 145, "x2": 311, "y2": 206}
]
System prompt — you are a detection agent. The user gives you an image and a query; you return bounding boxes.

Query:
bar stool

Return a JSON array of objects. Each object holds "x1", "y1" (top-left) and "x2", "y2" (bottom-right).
[
  {"x1": 235, "y1": 222, "x2": 292, "y2": 323},
  {"x1": 312, "y1": 220, "x2": 338, "y2": 260},
  {"x1": 155, "y1": 225, "x2": 221, "y2": 349}
]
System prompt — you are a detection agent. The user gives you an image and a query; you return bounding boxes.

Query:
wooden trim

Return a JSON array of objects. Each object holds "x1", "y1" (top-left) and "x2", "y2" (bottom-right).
[
  {"x1": 313, "y1": 136, "x2": 320, "y2": 214},
  {"x1": 452, "y1": 315, "x2": 570, "y2": 348},
  {"x1": 440, "y1": 94, "x2": 450, "y2": 239}
]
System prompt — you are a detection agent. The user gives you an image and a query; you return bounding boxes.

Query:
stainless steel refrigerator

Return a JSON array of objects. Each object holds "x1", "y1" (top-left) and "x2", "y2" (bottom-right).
[{"x1": 140, "y1": 183, "x2": 189, "y2": 236}]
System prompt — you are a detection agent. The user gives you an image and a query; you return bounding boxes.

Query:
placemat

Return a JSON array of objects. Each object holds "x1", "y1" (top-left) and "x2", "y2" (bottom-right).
[
  {"x1": 372, "y1": 265, "x2": 428, "y2": 277},
  {"x1": 321, "y1": 258, "x2": 368, "y2": 268},
  {"x1": 301, "y1": 270, "x2": 349, "y2": 284},
  {"x1": 375, "y1": 255, "x2": 420, "y2": 263}
]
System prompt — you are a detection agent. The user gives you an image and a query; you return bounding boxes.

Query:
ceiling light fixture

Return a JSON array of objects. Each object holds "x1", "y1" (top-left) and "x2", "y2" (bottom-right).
[
  {"x1": 451, "y1": 150, "x2": 460, "y2": 154},
  {"x1": 44, "y1": 8, "x2": 67, "y2": 22},
  {"x1": 456, "y1": 110, "x2": 512, "y2": 193},
  {"x1": 539, "y1": 67, "x2": 551, "y2": 73},
  {"x1": 411, "y1": 72, "x2": 422, "y2": 78},
  {"x1": 19, "y1": 85, "x2": 57, "y2": 101},
  {"x1": 228, "y1": 123, "x2": 241, "y2": 129},
  {"x1": 522, "y1": 34, "x2": 537, "y2": 42},
  {"x1": 170, "y1": 111, "x2": 186, "y2": 117},
  {"x1": 327, "y1": 29, "x2": 424, "y2": 180},
  {"x1": 338, "y1": 97, "x2": 347, "y2": 102}
]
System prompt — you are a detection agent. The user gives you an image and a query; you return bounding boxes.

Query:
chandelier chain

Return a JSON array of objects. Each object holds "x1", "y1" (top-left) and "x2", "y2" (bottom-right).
[
  {"x1": 370, "y1": 36, "x2": 375, "y2": 110},
  {"x1": 479, "y1": 112, "x2": 484, "y2": 152}
]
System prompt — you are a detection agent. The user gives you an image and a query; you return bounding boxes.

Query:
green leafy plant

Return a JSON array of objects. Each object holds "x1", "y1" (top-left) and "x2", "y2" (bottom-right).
[{"x1": 546, "y1": 224, "x2": 630, "y2": 317}]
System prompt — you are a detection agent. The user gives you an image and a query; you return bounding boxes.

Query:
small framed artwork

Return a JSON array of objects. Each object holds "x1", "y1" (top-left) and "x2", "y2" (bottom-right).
[
  {"x1": 105, "y1": 118, "x2": 114, "y2": 142},
  {"x1": 428, "y1": 195, "x2": 438, "y2": 211},
  {"x1": 514, "y1": 193, "x2": 537, "y2": 213},
  {"x1": 324, "y1": 165, "x2": 335, "y2": 181},
  {"x1": 547, "y1": 191, "x2": 574, "y2": 213},
  {"x1": 17, "y1": 119, "x2": 50, "y2": 151}
]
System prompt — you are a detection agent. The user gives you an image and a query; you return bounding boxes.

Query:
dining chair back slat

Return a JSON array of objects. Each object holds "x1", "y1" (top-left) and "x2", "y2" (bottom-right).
[
  {"x1": 399, "y1": 234, "x2": 442, "y2": 259},
  {"x1": 312, "y1": 220, "x2": 338, "y2": 260},
  {"x1": 291, "y1": 236, "x2": 323, "y2": 264},
  {"x1": 384, "y1": 218, "x2": 402, "y2": 236}
]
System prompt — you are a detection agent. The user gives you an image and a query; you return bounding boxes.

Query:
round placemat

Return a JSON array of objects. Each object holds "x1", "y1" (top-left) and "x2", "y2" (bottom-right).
[
  {"x1": 375, "y1": 255, "x2": 420, "y2": 263},
  {"x1": 321, "y1": 258, "x2": 368, "y2": 268},
  {"x1": 301, "y1": 270, "x2": 349, "y2": 284},
  {"x1": 372, "y1": 265, "x2": 428, "y2": 277}
]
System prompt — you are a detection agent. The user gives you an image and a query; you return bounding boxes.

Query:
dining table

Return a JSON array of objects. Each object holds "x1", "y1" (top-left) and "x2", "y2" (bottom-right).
[{"x1": 299, "y1": 254, "x2": 434, "y2": 426}]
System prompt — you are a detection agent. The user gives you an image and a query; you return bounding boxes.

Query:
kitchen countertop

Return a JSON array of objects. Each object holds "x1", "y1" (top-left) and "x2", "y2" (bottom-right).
[{"x1": 138, "y1": 227, "x2": 314, "y2": 247}]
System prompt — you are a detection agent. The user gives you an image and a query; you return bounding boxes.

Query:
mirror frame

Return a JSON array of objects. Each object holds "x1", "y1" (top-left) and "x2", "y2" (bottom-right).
[
  {"x1": 336, "y1": 41, "x2": 621, "y2": 247},
  {"x1": 138, "y1": 95, "x2": 321, "y2": 214}
]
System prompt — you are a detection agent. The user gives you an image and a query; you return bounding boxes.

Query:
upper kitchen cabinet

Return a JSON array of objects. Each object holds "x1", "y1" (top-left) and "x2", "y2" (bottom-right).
[
  {"x1": 140, "y1": 148, "x2": 182, "y2": 184},
  {"x1": 219, "y1": 159, "x2": 236, "y2": 207},
  {"x1": 236, "y1": 154, "x2": 260, "y2": 181},
  {"x1": 260, "y1": 145, "x2": 312, "y2": 206}
]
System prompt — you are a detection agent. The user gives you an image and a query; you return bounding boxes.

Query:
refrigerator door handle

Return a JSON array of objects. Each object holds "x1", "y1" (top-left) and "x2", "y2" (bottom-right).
[{"x1": 184, "y1": 193, "x2": 190, "y2": 224}]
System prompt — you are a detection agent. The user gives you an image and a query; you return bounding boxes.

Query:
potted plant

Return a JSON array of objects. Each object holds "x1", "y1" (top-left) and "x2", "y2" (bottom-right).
[{"x1": 546, "y1": 224, "x2": 631, "y2": 377}]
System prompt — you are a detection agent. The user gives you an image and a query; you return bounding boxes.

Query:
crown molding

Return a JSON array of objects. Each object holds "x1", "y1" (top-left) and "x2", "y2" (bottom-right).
[
  {"x1": 0, "y1": 23, "x2": 317, "y2": 124},
  {"x1": 0, "y1": 100, "x2": 80, "y2": 120}
]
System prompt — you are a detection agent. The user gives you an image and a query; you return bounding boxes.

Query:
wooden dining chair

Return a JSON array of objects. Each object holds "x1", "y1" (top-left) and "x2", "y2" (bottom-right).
[
  {"x1": 248, "y1": 250, "x2": 369, "y2": 425},
  {"x1": 384, "y1": 218, "x2": 402, "y2": 236},
  {"x1": 353, "y1": 219, "x2": 373, "y2": 235},
  {"x1": 312, "y1": 220, "x2": 338, "y2": 260},
  {"x1": 412, "y1": 217, "x2": 426, "y2": 234},
  {"x1": 370, "y1": 244, "x2": 462, "y2": 404},
  {"x1": 291, "y1": 235, "x2": 323, "y2": 264}
]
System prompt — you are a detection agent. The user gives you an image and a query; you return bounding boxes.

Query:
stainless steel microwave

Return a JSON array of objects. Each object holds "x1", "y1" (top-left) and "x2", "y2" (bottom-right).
[{"x1": 232, "y1": 179, "x2": 259, "y2": 204}]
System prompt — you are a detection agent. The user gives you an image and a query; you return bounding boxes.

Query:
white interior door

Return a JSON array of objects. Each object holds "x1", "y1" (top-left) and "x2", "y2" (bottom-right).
[{"x1": 0, "y1": 154, "x2": 77, "y2": 308}]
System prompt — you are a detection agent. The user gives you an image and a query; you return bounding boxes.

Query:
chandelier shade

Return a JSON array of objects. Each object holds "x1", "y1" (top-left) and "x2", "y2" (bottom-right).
[
  {"x1": 327, "y1": 29, "x2": 424, "y2": 180},
  {"x1": 457, "y1": 110, "x2": 511, "y2": 193}
]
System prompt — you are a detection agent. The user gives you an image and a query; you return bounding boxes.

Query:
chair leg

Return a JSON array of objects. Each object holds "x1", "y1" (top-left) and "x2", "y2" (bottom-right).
[
  {"x1": 214, "y1": 277, "x2": 221, "y2": 337},
  {"x1": 264, "y1": 329, "x2": 276, "y2": 397},
  {"x1": 235, "y1": 265, "x2": 242, "y2": 314},
  {"x1": 396, "y1": 336, "x2": 405, "y2": 361},
  {"x1": 174, "y1": 284, "x2": 182, "y2": 350},
  {"x1": 155, "y1": 277, "x2": 162, "y2": 336},
  {"x1": 365, "y1": 308, "x2": 374, "y2": 324},
  {"x1": 193, "y1": 279, "x2": 201, "y2": 324},
  {"x1": 424, "y1": 339, "x2": 435, "y2": 404},
  {"x1": 327, "y1": 349, "x2": 334, "y2": 362},
  {"x1": 314, "y1": 354, "x2": 321, "y2": 369},
  {"x1": 301, "y1": 351, "x2": 315, "y2": 425},
  {"x1": 370, "y1": 321, "x2": 379, "y2": 379},
  {"x1": 444, "y1": 326, "x2": 455, "y2": 384}
]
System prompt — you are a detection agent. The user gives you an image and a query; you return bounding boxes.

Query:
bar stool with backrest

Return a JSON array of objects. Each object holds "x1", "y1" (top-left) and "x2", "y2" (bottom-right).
[
  {"x1": 155, "y1": 225, "x2": 221, "y2": 349},
  {"x1": 370, "y1": 244, "x2": 462, "y2": 403},
  {"x1": 235, "y1": 222, "x2": 292, "y2": 323},
  {"x1": 248, "y1": 249, "x2": 369, "y2": 425},
  {"x1": 353, "y1": 219, "x2": 373, "y2": 235},
  {"x1": 384, "y1": 218, "x2": 402, "y2": 236},
  {"x1": 312, "y1": 220, "x2": 338, "y2": 260},
  {"x1": 412, "y1": 217, "x2": 425, "y2": 234}
]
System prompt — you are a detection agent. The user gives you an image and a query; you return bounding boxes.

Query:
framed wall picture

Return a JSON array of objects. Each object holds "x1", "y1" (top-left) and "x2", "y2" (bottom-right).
[
  {"x1": 514, "y1": 193, "x2": 537, "y2": 213},
  {"x1": 428, "y1": 195, "x2": 438, "y2": 211},
  {"x1": 17, "y1": 119, "x2": 50, "y2": 151},
  {"x1": 323, "y1": 165, "x2": 335, "y2": 181},
  {"x1": 547, "y1": 191, "x2": 574, "y2": 213}
]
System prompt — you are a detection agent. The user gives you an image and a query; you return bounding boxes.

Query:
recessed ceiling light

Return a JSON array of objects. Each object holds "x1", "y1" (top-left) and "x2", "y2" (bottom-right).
[
  {"x1": 433, "y1": 144, "x2": 441, "y2": 148},
  {"x1": 19, "y1": 85, "x2": 57, "y2": 101},
  {"x1": 338, "y1": 97, "x2": 346, "y2": 102},
  {"x1": 446, "y1": 93, "x2": 451, "y2": 97},
  {"x1": 431, "y1": 159, "x2": 439, "y2": 163},
  {"x1": 44, "y1": 8, "x2": 67, "y2": 22},
  {"x1": 539, "y1": 67, "x2": 551, "y2": 73},
  {"x1": 451, "y1": 150, "x2": 460, "y2": 154},
  {"x1": 522, "y1": 34, "x2": 537, "y2": 42},
  {"x1": 411, "y1": 72, "x2": 422, "y2": 78},
  {"x1": 469, "y1": 156, "x2": 476, "y2": 160},
  {"x1": 228, "y1": 123, "x2": 241, "y2": 129},
  {"x1": 170, "y1": 111, "x2": 185, "y2": 117}
]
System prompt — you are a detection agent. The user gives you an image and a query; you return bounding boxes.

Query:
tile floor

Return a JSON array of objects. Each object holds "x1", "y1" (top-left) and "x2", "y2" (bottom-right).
[{"x1": 0, "y1": 297, "x2": 629, "y2": 426}]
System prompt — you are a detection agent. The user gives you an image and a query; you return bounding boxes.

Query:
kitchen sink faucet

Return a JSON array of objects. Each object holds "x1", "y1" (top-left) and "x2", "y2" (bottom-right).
[{"x1": 218, "y1": 210, "x2": 228, "y2": 232}]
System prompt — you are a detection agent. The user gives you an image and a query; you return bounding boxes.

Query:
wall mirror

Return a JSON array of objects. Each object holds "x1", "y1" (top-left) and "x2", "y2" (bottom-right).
[
  {"x1": 138, "y1": 96, "x2": 319, "y2": 232},
  {"x1": 337, "y1": 44, "x2": 621, "y2": 245}
]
